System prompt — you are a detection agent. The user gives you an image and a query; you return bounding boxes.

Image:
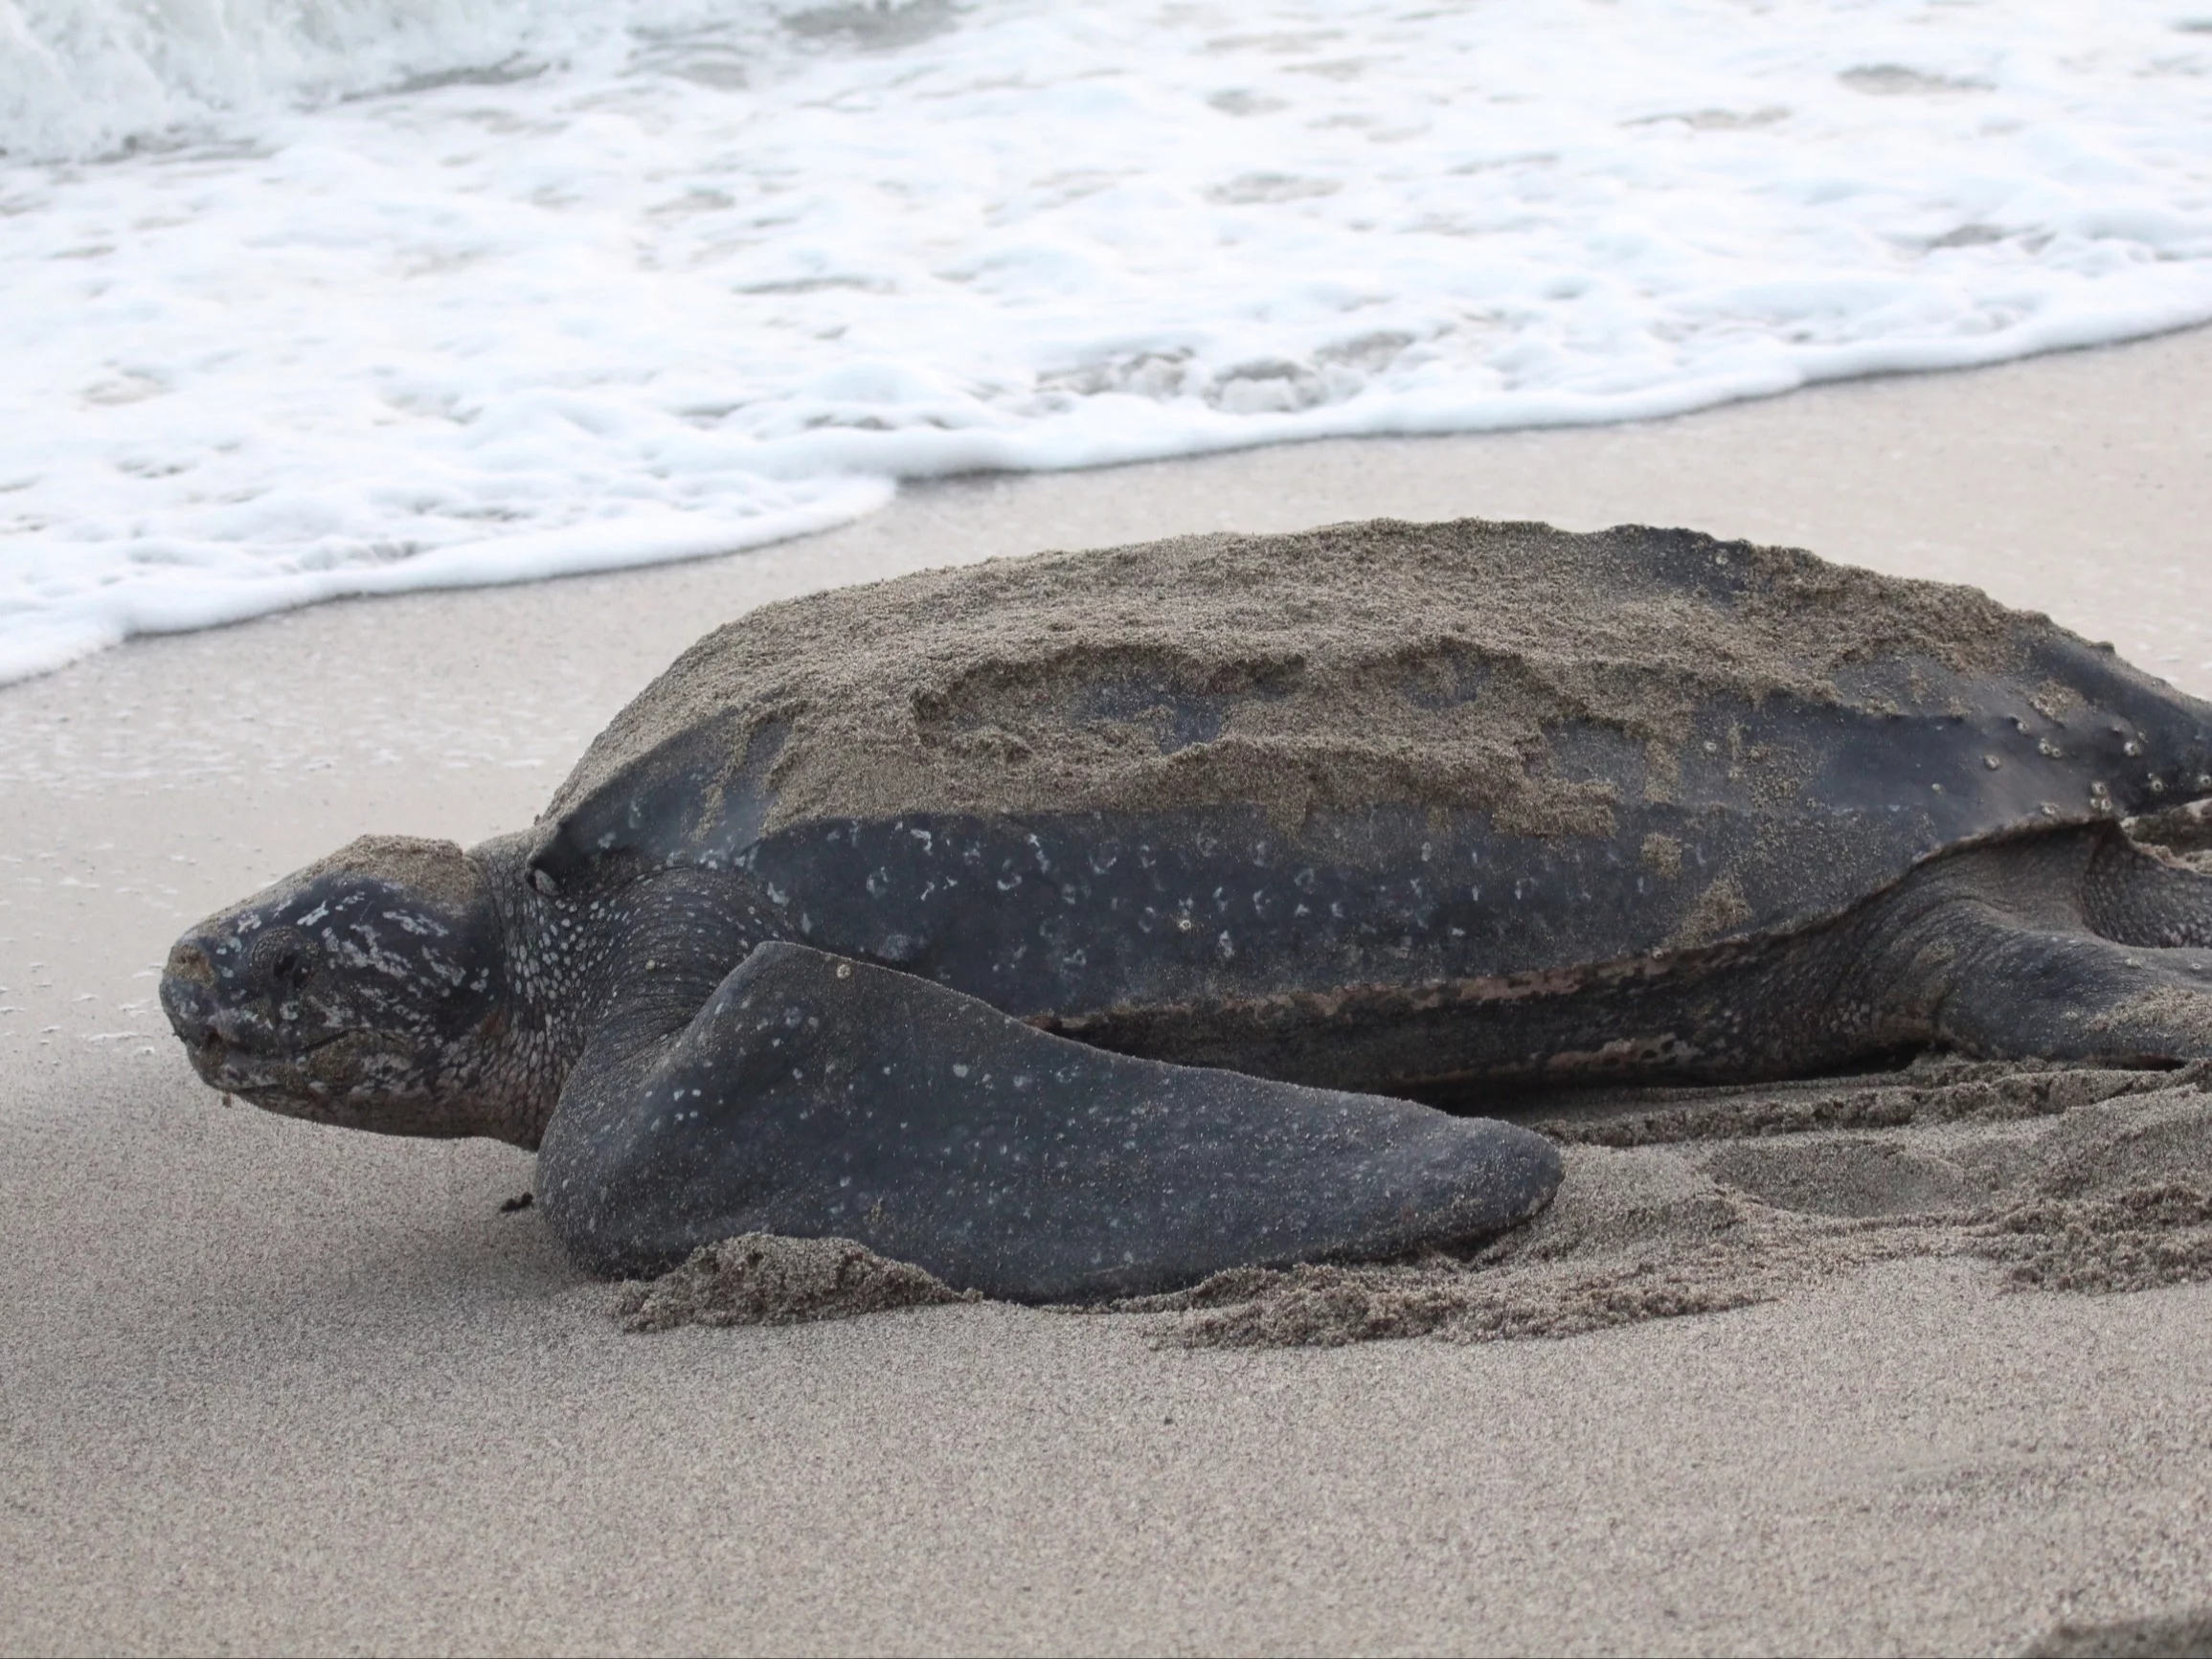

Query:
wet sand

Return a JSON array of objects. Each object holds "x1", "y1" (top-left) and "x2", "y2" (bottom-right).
[{"x1": 6, "y1": 329, "x2": 2212, "y2": 1655}]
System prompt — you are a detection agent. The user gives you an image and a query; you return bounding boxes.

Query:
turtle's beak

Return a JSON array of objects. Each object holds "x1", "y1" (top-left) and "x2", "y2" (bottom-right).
[
  {"x1": 160, "y1": 935, "x2": 218, "y2": 1055},
  {"x1": 160, "y1": 932, "x2": 262, "y2": 1088}
]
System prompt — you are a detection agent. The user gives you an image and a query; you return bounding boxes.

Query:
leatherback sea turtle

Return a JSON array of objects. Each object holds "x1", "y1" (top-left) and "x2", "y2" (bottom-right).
[{"x1": 161, "y1": 520, "x2": 2212, "y2": 1301}]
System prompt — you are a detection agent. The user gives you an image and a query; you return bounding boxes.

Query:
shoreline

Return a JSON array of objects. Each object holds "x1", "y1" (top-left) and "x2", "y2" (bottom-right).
[
  {"x1": 5, "y1": 328, "x2": 2212, "y2": 1654},
  {"x1": 13, "y1": 314, "x2": 2212, "y2": 692}
]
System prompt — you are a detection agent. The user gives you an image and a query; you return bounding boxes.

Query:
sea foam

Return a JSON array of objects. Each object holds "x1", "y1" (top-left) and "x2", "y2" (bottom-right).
[{"x1": 4, "y1": 0, "x2": 2210, "y2": 682}]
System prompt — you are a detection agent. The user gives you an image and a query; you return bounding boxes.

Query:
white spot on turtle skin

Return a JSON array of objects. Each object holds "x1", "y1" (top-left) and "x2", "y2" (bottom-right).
[
  {"x1": 1176, "y1": 915, "x2": 1194, "y2": 933},
  {"x1": 836, "y1": 963, "x2": 851, "y2": 979},
  {"x1": 953, "y1": 1063, "x2": 969, "y2": 1077}
]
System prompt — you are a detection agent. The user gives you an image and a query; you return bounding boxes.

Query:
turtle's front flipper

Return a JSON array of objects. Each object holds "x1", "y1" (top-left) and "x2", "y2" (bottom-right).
[{"x1": 538, "y1": 942, "x2": 1561, "y2": 1302}]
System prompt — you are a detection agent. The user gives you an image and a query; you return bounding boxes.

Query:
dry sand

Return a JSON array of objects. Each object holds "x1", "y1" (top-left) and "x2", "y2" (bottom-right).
[{"x1": 7, "y1": 329, "x2": 2212, "y2": 1655}]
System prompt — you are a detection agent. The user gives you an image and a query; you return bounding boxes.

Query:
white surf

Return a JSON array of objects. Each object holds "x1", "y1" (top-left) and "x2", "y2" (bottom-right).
[{"x1": 4, "y1": 0, "x2": 2209, "y2": 681}]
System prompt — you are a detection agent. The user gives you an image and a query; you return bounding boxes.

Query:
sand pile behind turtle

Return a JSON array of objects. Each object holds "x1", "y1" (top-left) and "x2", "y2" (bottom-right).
[
  {"x1": 544, "y1": 517, "x2": 2040, "y2": 843},
  {"x1": 1117, "y1": 1058, "x2": 2212, "y2": 1347}
]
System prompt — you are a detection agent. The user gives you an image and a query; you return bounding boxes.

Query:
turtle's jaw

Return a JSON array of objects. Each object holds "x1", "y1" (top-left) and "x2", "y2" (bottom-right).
[
  {"x1": 161, "y1": 953, "x2": 363, "y2": 1105},
  {"x1": 179, "y1": 1023, "x2": 350, "y2": 1103},
  {"x1": 161, "y1": 967, "x2": 466, "y2": 1136}
]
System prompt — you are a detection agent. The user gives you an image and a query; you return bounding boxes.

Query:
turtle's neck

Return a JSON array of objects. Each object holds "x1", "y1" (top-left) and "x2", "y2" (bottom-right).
[
  {"x1": 469, "y1": 832, "x2": 611, "y2": 1148},
  {"x1": 470, "y1": 838, "x2": 775, "y2": 1148}
]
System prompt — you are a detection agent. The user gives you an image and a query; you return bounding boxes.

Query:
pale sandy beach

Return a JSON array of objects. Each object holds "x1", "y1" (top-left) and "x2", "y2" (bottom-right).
[{"x1": 6, "y1": 330, "x2": 2212, "y2": 1655}]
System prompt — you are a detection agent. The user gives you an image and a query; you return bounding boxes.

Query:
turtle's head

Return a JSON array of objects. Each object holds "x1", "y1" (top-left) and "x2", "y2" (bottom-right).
[{"x1": 161, "y1": 835, "x2": 541, "y2": 1146}]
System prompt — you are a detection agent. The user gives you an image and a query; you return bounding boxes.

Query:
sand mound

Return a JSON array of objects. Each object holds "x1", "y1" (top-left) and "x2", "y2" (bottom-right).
[
  {"x1": 1109, "y1": 1060, "x2": 2212, "y2": 1348},
  {"x1": 615, "y1": 1233, "x2": 972, "y2": 1333}
]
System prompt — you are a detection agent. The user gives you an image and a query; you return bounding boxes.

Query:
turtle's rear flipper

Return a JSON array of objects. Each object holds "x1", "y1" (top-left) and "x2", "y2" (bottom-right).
[
  {"x1": 538, "y1": 942, "x2": 1561, "y2": 1302},
  {"x1": 1889, "y1": 828, "x2": 2212, "y2": 1064}
]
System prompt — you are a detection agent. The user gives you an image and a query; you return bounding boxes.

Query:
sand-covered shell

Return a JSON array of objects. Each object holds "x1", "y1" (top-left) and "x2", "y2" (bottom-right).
[{"x1": 526, "y1": 520, "x2": 2212, "y2": 1002}]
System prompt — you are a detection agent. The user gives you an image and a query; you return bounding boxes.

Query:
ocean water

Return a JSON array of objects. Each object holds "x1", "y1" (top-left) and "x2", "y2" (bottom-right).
[{"x1": 4, "y1": 0, "x2": 2210, "y2": 682}]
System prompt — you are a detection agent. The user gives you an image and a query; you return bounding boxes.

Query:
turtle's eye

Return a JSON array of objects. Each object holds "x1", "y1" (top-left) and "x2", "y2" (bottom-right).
[{"x1": 250, "y1": 928, "x2": 316, "y2": 992}]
